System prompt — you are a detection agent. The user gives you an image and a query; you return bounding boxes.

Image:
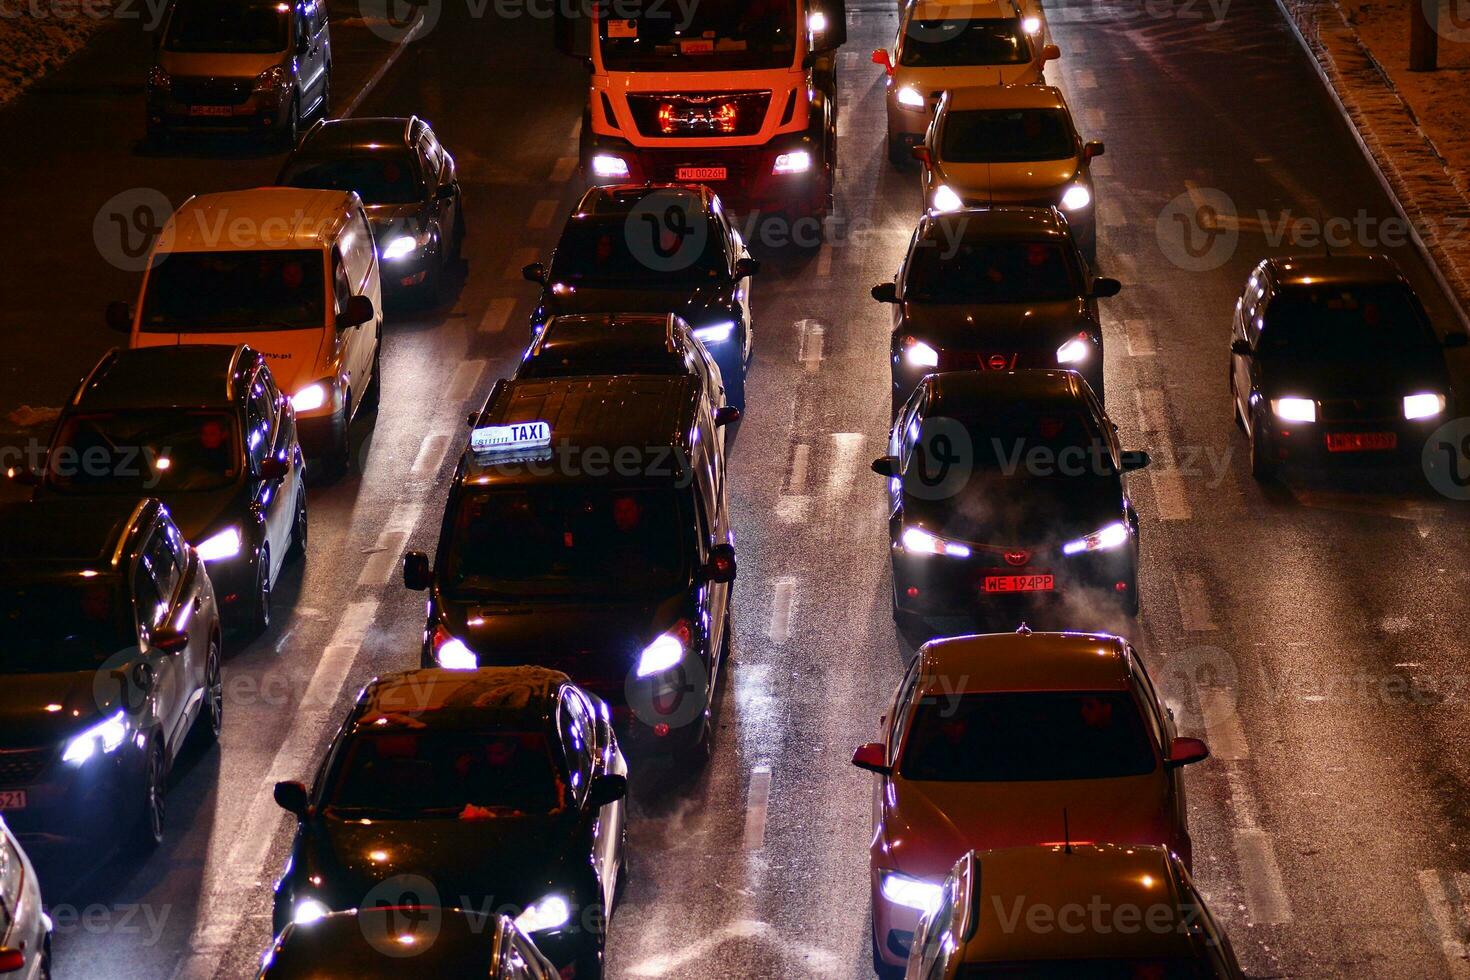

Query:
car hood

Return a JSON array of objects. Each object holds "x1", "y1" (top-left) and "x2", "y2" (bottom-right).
[
  {"x1": 0, "y1": 672, "x2": 123, "y2": 748},
  {"x1": 542, "y1": 283, "x2": 735, "y2": 325},
  {"x1": 444, "y1": 594, "x2": 687, "y2": 667},
  {"x1": 898, "y1": 299, "x2": 1089, "y2": 349},
  {"x1": 1262, "y1": 352, "x2": 1450, "y2": 400},
  {"x1": 938, "y1": 158, "x2": 1079, "y2": 203},
  {"x1": 364, "y1": 203, "x2": 430, "y2": 240},
  {"x1": 133, "y1": 328, "x2": 329, "y2": 398},
  {"x1": 33, "y1": 486, "x2": 241, "y2": 548},
  {"x1": 157, "y1": 51, "x2": 284, "y2": 80},
  {"x1": 895, "y1": 63, "x2": 1043, "y2": 89}
]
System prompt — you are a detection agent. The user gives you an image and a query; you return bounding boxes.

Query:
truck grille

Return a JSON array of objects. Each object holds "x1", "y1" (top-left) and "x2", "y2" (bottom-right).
[{"x1": 627, "y1": 91, "x2": 771, "y2": 138}]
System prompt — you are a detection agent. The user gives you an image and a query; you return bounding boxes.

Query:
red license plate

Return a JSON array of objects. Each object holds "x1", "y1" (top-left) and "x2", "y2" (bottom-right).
[
  {"x1": 676, "y1": 166, "x2": 727, "y2": 181},
  {"x1": 189, "y1": 105, "x2": 233, "y2": 117},
  {"x1": 984, "y1": 574, "x2": 1055, "y2": 593},
  {"x1": 0, "y1": 790, "x2": 27, "y2": 810},
  {"x1": 1325, "y1": 431, "x2": 1397, "y2": 452}
]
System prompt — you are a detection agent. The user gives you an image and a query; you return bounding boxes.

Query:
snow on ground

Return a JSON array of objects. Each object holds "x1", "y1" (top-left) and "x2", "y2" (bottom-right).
[{"x1": 0, "y1": 4, "x2": 119, "y2": 108}]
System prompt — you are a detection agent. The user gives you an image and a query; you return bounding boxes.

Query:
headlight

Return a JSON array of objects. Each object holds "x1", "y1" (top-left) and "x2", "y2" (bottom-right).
[
  {"x1": 807, "y1": 10, "x2": 827, "y2": 32},
  {"x1": 293, "y1": 899, "x2": 330, "y2": 926},
  {"x1": 931, "y1": 184, "x2": 963, "y2": 213},
  {"x1": 903, "y1": 337, "x2": 939, "y2": 369},
  {"x1": 693, "y1": 320, "x2": 737, "y2": 344},
  {"x1": 1271, "y1": 397, "x2": 1316, "y2": 422},
  {"x1": 515, "y1": 894, "x2": 571, "y2": 933},
  {"x1": 896, "y1": 86, "x2": 926, "y2": 109},
  {"x1": 1061, "y1": 521, "x2": 1129, "y2": 556},
  {"x1": 636, "y1": 624, "x2": 688, "y2": 678},
  {"x1": 901, "y1": 526, "x2": 971, "y2": 559},
  {"x1": 62, "y1": 712, "x2": 127, "y2": 765},
  {"x1": 254, "y1": 66, "x2": 287, "y2": 92},
  {"x1": 291, "y1": 383, "x2": 329, "y2": 413},
  {"x1": 1404, "y1": 392, "x2": 1446, "y2": 420},
  {"x1": 772, "y1": 150, "x2": 811, "y2": 175},
  {"x1": 147, "y1": 66, "x2": 170, "y2": 91},
  {"x1": 1022, "y1": 14, "x2": 1042, "y2": 33},
  {"x1": 591, "y1": 154, "x2": 630, "y2": 179},
  {"x1": 1060, "y1": 185, "x2": 1092, "y2": 211},
  {"x1": 1056, "y1": 332, "x2": 1091, "y2": 364},
  {"x1": 381, "y1": 231, "x2": 430, "y2": 262},
  {"x1": 195, "y1": 527, "x2": 243, "y2": 563},
  {"x1": 435, "y1": 638, "x2": 479, "y2": 671},
  {"x1": 880, "y1": 872, "x2": 943, "y2": 914}
]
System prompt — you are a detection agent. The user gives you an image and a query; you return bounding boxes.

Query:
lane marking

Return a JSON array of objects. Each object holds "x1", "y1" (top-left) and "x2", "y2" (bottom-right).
[
  {"x1": 410, "y1": 433, "x2": 451, "y2": 478},
  {"x1": 446, "y1": 359, "x2": 487, "y2": 404},
  {"x1": 550, "y1": 156, "x2": 578, "y2": 182},
  {"x1": 1074, "y1": 68, "x2": 1098, "y2": 89},
  {"x1": 742, "y1": 766, "x2": 773, "y2": 849},
  {"x1": 1123, "y1": 318, "x2": 1155, "y2": 356},
  {"x1": 1418, "y1": 870, "x2": 1470, "y2": 979},
  {"x1": 796, "y1": 319, "x2": 825, "y2": 372},
  {"x1": 786, "y1": 443, "x2": 811, "y2": 494},
  {"x1": 770, "y1": 577, "x2": 797, "y2": 643},
  {"x1": 479, "y1": 297, "x2": 516, "y2": 335},
  {"x1": 357, "y1": 500, "x2": 425, "y2": 586},
  {"x1": 1198, "y1": 689, "x2": 1249, "y2": 760},
  {"x1": 1133, "y1": 390, "x2": 1191, "y2": 520},
  {"x1": 504, "y1": 247, "x2": 539, "y2": 280},
  {"x1": 528, "y1": 199, "x2": 558, "y2": 230},
  {"x1": 1233, "y1": 828, "x2": 1294, "y2": 925},
  {"x1": 816, "y1": 243, "x2": 833, "y2": 278},
  {"x1": 1173, "y1": 571, "x2": 1217, "y2": 631},
  {"x1": 1088, "y1": 156, "x2": 1113, "y2": 177},
  {"x1": 824, "y1": 433, "x2": 867, "y2": 502}
]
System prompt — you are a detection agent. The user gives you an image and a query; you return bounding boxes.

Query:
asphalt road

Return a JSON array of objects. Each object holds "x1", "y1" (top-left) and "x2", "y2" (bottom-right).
[{"x1": 4, "y1": 0, "x2": 1470, "y2": 976}]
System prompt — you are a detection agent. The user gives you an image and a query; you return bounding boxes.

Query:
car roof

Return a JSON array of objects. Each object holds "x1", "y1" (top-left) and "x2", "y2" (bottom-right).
[
  {"x1": 530, "y1": 314, "x2": 682, "y2": 361},
  {"x1": 356, "y1": 667, "x2": 570, "y2": 733},
  {"x1": 264, "y1": 908, "x2": 501, "y2": 978},
  {"x1": 1265, "y1": 253, "x2": 1406, "y2": 288},
  {"x1": 161, "y1": 188, "x2": 358, "y2": 253},
  {"x1": 920, "y1": 206, "x2": 1072, "y2": 243},
  {"x1": 908, "y1": 0, "x2": 1020, "y2": 21},
  {"x1": 944, "y1": 84, "x2": 1069, "y2": 112},
  {"x1": 71, "y1": 345, "x2": 258, "y2": 411},
  {"x1": 960, "y1": 845, "x2": 1197, "y2": 962},
  {"x1": 573, "y1": 183, "x2": 719, "y2": 218},
  {"x1": 0, "y1": 499, "x2": 151, "y2": 569},
  {"x1": 924, "y1": 369, "x2": 1089, "y2": 415},
  {"x1": 916, "y1": 630, "x2": 1133, "y2": 694},
  {"x1": 296, "y1": 116, "x2": 420, "y2": 155}
]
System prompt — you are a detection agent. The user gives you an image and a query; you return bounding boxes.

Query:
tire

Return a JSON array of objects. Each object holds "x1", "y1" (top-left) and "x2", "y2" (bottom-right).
[
  {"x1": 134, "y1": 740, "x2": 166, "y2": 849},
  {"x1": 289, "y1": 486, "x2": 309, "y2": 560},
  {"x1": 192, "y1": 635, "x2": 224, "y2": 746},
  {"x1": 278, "y1": 96, "x2": 300, "y2": 150},
  {"x1": 674, "y1": 713, "x2": 713, "y2": 769},
  {"x1": 247, "y1": 545, "x2": 272, "y2": 637},
  {"x1": 361, "y1": 344, "x2": 382, "y2": 412},
  {"x1": 1248, "y1": 408, "x2": 1277, "y2": 482}
]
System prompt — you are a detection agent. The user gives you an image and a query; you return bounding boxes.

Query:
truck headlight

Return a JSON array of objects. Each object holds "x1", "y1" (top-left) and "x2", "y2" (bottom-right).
[
  {"x1": 636, "y1": 623, "x2": 689, "y2": 678},
  {"x1": 902, "y1": 337, "x2": 939, "y2": 368},
  {"x1": 1056, "y1": 332, "x2": 1091, "y2": 364},
  {"x1": 880, "y1": 872, "x2": 943, "y2": 914},
  {"x1": 1403, "y1": 392, "x2": 1446, "y2": 420},
  {"x1": 931, "y1": 184, "x2": 963, "y2": 213},
  {"x1": 1061, "y1": 521, "x2": 1129, "y2": 556},
  {"x1": 515, "y1": 894, "x2": 571, "y2": 933},
  {"x1": 896, "y1": 86, "x2": 926, "y2": 109},
  {"x1": 291, "y1": 383, "x2": 329, "y2": 413},
  {"x1": 195, "y1": 527, "x2": 243, "y2": 563},
  {"x1": 901, "y1": 526, "x2": 971, "y2": 558},
  {"x1": 772, "y1": 150, "x2": 811, "y2": 175},
  {"x1": 591, "y1": 154, "x2": 630, "y2": 179},
  {"x1": 1271, "y1": 397, "x2": 1316, "y2": 422},
  {"x1": 62, "y1": 712, "x2": 128, "y2": 765},
  {"x1": 1060, "y1": 184, "x2": 1092, "y2": 211}
]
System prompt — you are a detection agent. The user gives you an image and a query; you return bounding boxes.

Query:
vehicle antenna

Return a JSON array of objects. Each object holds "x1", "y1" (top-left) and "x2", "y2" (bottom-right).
[{"x1": 1063, "y1": 808, "x2": 1072, "y2": 854}]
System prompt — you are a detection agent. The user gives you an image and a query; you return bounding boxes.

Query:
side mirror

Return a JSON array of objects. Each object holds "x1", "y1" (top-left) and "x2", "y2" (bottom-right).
[
  {"x1": 871, "y1": 48, "x2": 892, "y2": 73},
  {"x1": 153, "y1": 629, "x2": 189, "y2": 654},
  {"x1": 871, "y1": 455, "x2": 900, "y2": 477},
  {"x1": 871, "y1": 282, "x2": 899, "y2": 304},
  {"x1": 106, "y1": 301, "x2": 132, "y2": 333},
  {"x1": 1042, "y1": 43, "x2": 1061, "y2": 61},
  {"x1": 1166, "y1": 736, "x2": 1210, "y2": 768},
  {"x1": 910, "y1": 145, "x2": 932, "y2": 166},
  {"x1": 336, "y1": 294, "x2": 374, "y2": 331},
  {"x1": 1444, "y1": 333, "x2": 1468, "y2": 349},
  {"x1": 588, "y1": 773, "x2": 628, "y2": 808},
  {"x1": 851, "y1": 742, "x2": 891, "y2": 775},
  {"x1": 1119, "y1": 450, "x2": 1150, "y2": 472},
  {"x1": 274, "y1": 779, "x2": 310, "y2": 817},
  {"x1": 403, "y1": 550, "x2": 433, "y2": 591},
  {"x1": 703, "y1": 542, "x2": 737, "y2": 584},
  {"x1": 1230, "y1": 338, "x2": 1253, "y2": 356},
  {"x1": 715, "y1": 405, "x2": 741, "y2": 427},
  {"x1": 436, "y1": 183, "x2": 456, "y2": 201},
  {"x1": 1082, "y1": 140, "x2": 1105, "y2": 161},
  {"x1": 734, "y1": 257, "x2": 761, "y2": 278},
  {"x1": 522, "y1": 261, "x2": 547, "y2": 285},
  {"x1": 258, "y1": 456, "x2": 289, "y2": 482},
  {"x1": 1091, "y1": 277, "x2": 1122, "y2": 298}
]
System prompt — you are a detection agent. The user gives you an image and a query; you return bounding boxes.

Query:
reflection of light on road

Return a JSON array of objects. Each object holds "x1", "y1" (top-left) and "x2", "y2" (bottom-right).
[{"x1": 623, "y1": 919, "x2": 841, "y2": 977}]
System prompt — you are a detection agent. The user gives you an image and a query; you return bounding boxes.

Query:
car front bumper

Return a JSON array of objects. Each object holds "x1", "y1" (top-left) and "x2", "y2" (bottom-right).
[
  {"x1": 148, "y1": 91, "x2": 291, "y2": 135},
  {"x1": 0, "y1": 744, "x2": 145, "y2": 848}
]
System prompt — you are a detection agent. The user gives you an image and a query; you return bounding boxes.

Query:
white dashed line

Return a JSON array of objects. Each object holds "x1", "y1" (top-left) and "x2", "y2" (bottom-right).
[
  {"x1": 446, "y1": 359, "x2": 487, "y2": 404},
  {"x1": 1233, "y1": 828, "x2": 1294, "y2": 925},
  {"x1": 1173, "y1": 571, "x2": 1217, "y2": 631},
  {"x1": 528, "y1": 199, "x2": 559, "y2": 230},
  {"x1": 824, "y1": 433, "x2": 867, "y2": 502},
  {"x1": 479, "y1": 297, "x2": 516, "y2": 334},
  {"x1": 1123, "y1": 319, "x2": 1156, "y2": 356},
  {"x1": 550, "y1": 156, "x2": 578, "y2": 182},
  {"x1": 410, "y1": 433, "x2": 451, "y2": 478},
  {"x1": 1133, "y1": 390, "x2": 1191, "y2": 521},
  {"x1": 796, "y1": 319, "x2": 825, "y2": 372},
  {"x1": 504, "y1": 247, "x2": 539, "y2": 281},
  {"x1": 770, "y1": 577, "x2": 797, "y2": 643},
  {"x1": 357, "y1": 501, "x2": 426, "y2": 586},
  {"x1": 742, "y1": 766, "x2": 773, "y2": 849}
]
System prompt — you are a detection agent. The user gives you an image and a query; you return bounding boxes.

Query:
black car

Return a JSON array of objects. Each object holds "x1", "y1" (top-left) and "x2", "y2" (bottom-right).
[
  {"x1": 1229, "y1": 253, "x2": 1467, "y2": 480},
  {"x1": 0, "y1": 498, "x2": 223, "y2": 848},
  {"x1": 524, "y1": 184, "x2": 757, "y2": 409},
  {"x1": 515, "y1": 313, "x2": 728, "y2": 411},
  {"x1": 402, "y1": 374, "x2": 738, "y2": 764},
  {"x1": 271, "y1": 667, "x2": 627, "y2": 979},
  {"x1": 259, "y1": 909, "x2": 558, "y2": 979},
  {"x1": 279, "y1": 116, "x2": 464, "y2": 302},
  {"x1": 872, "y1": 207, "x2": 1120, "y2": 413},
  {"x1": 874, "y1": 370, "x2": 1149, "y2": 630},
  {"x1": 32, "y1": 345, "x2": 307, "y2": 636}
]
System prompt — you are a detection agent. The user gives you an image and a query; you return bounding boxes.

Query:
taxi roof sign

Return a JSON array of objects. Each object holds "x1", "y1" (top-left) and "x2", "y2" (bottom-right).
[{"x1": 471, "y1": 421, "x2": 551, "y2": 455}]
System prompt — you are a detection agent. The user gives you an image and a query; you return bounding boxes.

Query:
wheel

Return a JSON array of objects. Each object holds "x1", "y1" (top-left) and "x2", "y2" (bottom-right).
[
  {"x1": 278, "y1": 96, "x2": 300, "y2": 150},
  {"x1": 192, "y1": 636, "x2": 223, "y2": 746},
  {"x1": 673, "y1": 713, "x2": 713, "y2": 769},
  {"x1": 289, "y1": 486, "x2": 308, "y2": 559},
  {"x1": 887, "y1": 134, "x2": 910, "y2": 167},
  {"x1": 247, "y1": 545, "x2": 272, "y2": 636},
  {"x1": 134, "y1": 739, "x2": 166, "y2": 849},
  {"x1": 1248, "y1": 408, "x2": 1277, "y2": 482},
  {"x1": 360, "y1": 344, "x2": 382, "y2": 412}
]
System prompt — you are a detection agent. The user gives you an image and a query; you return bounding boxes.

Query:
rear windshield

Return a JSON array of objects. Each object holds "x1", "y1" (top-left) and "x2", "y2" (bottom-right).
[
  {"x1": 141, "y1": 250, "x2": 325, "y2": 333},
  {"x1": 906, "y1": 241, "x2": 1079, "y2": 303},
  {"x1": 279, "y1": 154, "x2": 423, "y2": 207},
  {"x1": 550, "y1": 214, "x2": 726, "y2": 286},
  {"x1": 0, "y1": 581, "x2": 131, "y2": 674},
  {"x1": 942, "y1": 109, "x2": 1075, "y2": 163},
  {"x1": 47, "y1": 411, "x2": 241, "y2": 494},
  {"x1": 1261, "y1": 284, "x2": 1438, "y2": 355},
  {"x1": 165, "y1": 2, "x2": 289, "y2": 54},
  {"x1": 900, "y1": 692, "x2": 1156, "y2": 781},
  {"x1": 519, "y1": 349, "x2": 682, "y2": 380},
  {"x1": 900, "y1": 18, "x2": 1032, "y2": 67}
]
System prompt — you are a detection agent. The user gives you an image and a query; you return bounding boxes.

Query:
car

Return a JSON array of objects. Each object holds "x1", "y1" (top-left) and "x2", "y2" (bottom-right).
[
  {"x1": 872, "y1": 208, "x2": 1119, "y2": 412},
  {"x1": 259, "y1": 908, "x2": 557, "y2": 979},
  {"x1": 523, "y1": 184, "x2": 758, "y2": 409},
  {"x1": 514, "y1": 313, "x2": 728, "y2": 411},
  {"x1": 109, "y1": 188, "x2": 383, "y2": 476},
  {"x1": 146, "y1": 0, "x2": 331, "y2": 146},
  {"x1": 0, "y1": 498, "x2": 223, "y2": 849},
  {"x1": 32, "y1": 345, "x2": 306, "y2": 636},
  {"x1": 1229, "y1": 253, "x2": 1468, "y2": 480},
  {"x1": 904, "y1": 846, "x2": 1246, "y2": 979},
  {"x1": 271, "y1": 667, "x2": 628, "y2": 979},
  {"x1": 875, "y1": 370, "x2": 1148, "y2": 626},
  {"x1": 278, "y1": 117, "x2": 464, "y2": 304},
  {"x1": 915, "y1": 86, "x2": 1103, "y2": 260},
  {"x1": 851, "y1": 628, "x2": 1211, "y2": 975},
  {"x1": 874, "y1": 0, "x2": 1058, "y2": 164},
  {"x1": 402, "y1": 374, "x2": 739, "y2": 764},
  {"x1": 0, "y1": 819, "x2": 52, "y2": 980}
]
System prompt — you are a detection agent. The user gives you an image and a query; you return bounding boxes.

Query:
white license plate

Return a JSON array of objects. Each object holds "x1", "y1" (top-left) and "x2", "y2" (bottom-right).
[
  {"x1": 0, "y1": 790, "x2": 28, "y2": 810},
  {"x1": 676, "y1": 166, "x2": 727, "y2": 181},
  {"x1": 189, "y1": 105, "x2": 233, "y2": 117}
]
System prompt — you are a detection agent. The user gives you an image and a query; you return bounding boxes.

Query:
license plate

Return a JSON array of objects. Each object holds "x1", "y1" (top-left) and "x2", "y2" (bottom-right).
[
  {"x1": 676, "y1": 166, "x2": 727, "y2": 181},
  {"x1": 984, "y1": 574, "x2": 1055, "y2": 593},
  {"x1": 1325, "y1": 431, "x2": 1397, "y2": 452},
  {"x1": 0, "y1": 790, "x2": 27, "y2": 810},
  {"x1": 189, "y1": 105, "x2": 233, "y2": 117}
]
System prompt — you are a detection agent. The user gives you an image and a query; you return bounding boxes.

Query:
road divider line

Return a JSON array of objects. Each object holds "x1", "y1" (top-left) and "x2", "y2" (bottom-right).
[
  {"x1": 447, "y1": 360, "x2": 487, "y2": 404},
  {"x1": 786, "y1": 443, "x2": 811, "y2": 494},
  {"x1": 1418, "y1": 870, "x2": 1470, "y2": 979},
  {"x1": 1133, "y1": 390, "x2": 1191, "y2": 521},
  {"x1": 1233, "y1": 828, "x2": 1294, "y2": 925},
  {"x1": 504, "y1": 248, "x2": 539, "y2": 281},
  {"x1": 1199, "y1": 689, "x2": 1249, "y2": 760},
  {"x1": 410, "y1": 433, "x2": 450, "y2": 477},
  {"x1": 770, "y1": 578, "x2": 797, "y2": 643},
  {"x1": 1173, "y1": 571, "x2": 1217, "y2": 631},
  {"x1": 1123, "y1": 319, "x2": 1155, "y2": 356},
  {"x1": 742, "y1": 767, "x2": 773, "y2": 850},
  {"x1": 479, "y1": 297, "x2": 516, "y2": 335},
  {"x1": 816, "y1": 244, "x2": 833, "y2": 278},
  {"x1": 528, "y1": 199, "x2": 558, "y2": 230},
  {"x1": 357, "y1": 500, "x2": 425, "y2": 586},
  {"x1": 796, "y1": 319, "x2": 825, "y2": 372},
  {"x1": 825, "y1": 433, "x2": 867, "y2": 503},
  {"x1": 550, "y1": 156, "x2": 578, "y2": 182}
]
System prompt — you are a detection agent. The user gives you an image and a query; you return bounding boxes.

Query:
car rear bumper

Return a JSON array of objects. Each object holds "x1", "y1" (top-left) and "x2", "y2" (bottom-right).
[{"x1": 891, "y1": 546, "x2": 1137, "y2": 616}]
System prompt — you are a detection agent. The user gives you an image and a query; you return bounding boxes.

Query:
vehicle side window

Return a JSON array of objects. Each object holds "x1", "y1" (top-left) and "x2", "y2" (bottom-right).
[
  {"x1": 135, "y1": 523, "x2": 181, "y2": 629},
  {"x1": 339, "y1": 217, "x2": 371, "y2": 293},
  {"x1": 416, "y1": 139, "x2": 438, "y2": 186},
  {"x1": 1128, "y1": 647, "x2": 1168, "y2": 749},
  {"x1": 247, "y1": 378, "x2": 276, "y2": 469},
  {"x1": 332, "y1": 251, "x2": 353, "y2": 314},
  {"x1": 888, "y1": 656, "x2": 922, "y2": 761},
  {"x1": 559, "y1": 693, "x2": 595, "y2": 794}
]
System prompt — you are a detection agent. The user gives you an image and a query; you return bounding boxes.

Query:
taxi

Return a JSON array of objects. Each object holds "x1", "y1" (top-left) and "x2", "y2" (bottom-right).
[
  {"x1": 875, "y1": 370, "x2": 1147, "y2": 626},
  {"x1": 872, "y1": 208, "x2": 1119, "y2": 412},
  {"x1": 108, "y1": 188, "x2": 383, "y2": 476},
  {"x1": 271, "y1": 667, "x2": 627, "y2": 979},
  {"x1": 1228, "y1": 253, "x2": 1467, "y2": 480},
  {"x1": 403, "y1": 374, "x2": 738, "y2": 764},
  {"x1": 874, "y1": 0, "x2": 1057, "y2": 164},
  {"x1": 905, "y1": 846, "x2": 1246, "y2": 979},
  {"x1": 916, "y1": 86, "x2": 1103, "y2": 260},
  {"x1": 851, "y1": 629, "x2": 1210, "y2": 974}
]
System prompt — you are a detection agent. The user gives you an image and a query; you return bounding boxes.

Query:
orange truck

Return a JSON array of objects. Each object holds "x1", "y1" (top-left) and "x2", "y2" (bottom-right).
[{"x1": 557, "y1": 0, "x2": 847, "y2": 219}]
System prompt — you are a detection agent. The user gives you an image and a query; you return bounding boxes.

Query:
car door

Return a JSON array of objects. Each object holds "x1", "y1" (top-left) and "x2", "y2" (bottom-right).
[
  {"x1": 420, "y1": 128, "x2": 458, "y2": 245},
  {"x1": 133, "y1": 522, "x2": 189, "y2": 753},
  {"x1": 717, "y1": 206, "x2": 754, "y2": 358},
  {"x1": 561, "y1": 691, "x2": 621, "y2": 911},
  {"x1": 332, "y1": 232, "x2": 374, "y2": 405},
  {"x1": 296, "y1": 1, "x2": 327, "y2": 113},
  {"x1": 248, "y1": 372, "x2": 292, "y2": 576},
  {"x1": 888, "y1": 385, "x2": 926, "y2": 527},
  {"x1": 1232, "y1": 266, "x2": 1265, "y2": 421}
]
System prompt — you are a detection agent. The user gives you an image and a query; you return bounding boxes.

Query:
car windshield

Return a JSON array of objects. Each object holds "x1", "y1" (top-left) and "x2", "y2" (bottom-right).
[
  {"x1": 942, "y1": 109, "x2": 1075, "y2": 163},
  {"x1": 520, "y1": 350, "x2": 682, "y2": 379},
  {"x1": 280, "y1": 154, "x2": 423, "y2": 206},
  {"x1": 325, "y1": 730, "x2": 564, "y2": 816},
  {"x1": 444, "y1": 487, "x2": 686, "y2": 598},
  {"x1": 1260, "y1": 283, "x2": 1439, "y2": 356},
  {"x1": 550, "y1": 215, "x2": 726, "y2": 286},
  {"x1": 140, "y1": 250, "x2": 325, "y2": 332},
  {"x1": 0, "y1": 581, "x2": 132, "y2": 674},
  {"x1": 46, "y1": 411, "x2": 241, "y2": 494},
  {"x1": 906, "y1": 240, "x2": 1079, "y2": 303},
  {"x1": 957, "y1": 960, "x2": 1209, "y2": 979},
  {"x1": 900, "y1": 18, "x2": 1032, "y2": 67},
  {"x1": 599, "y1": 0, "x2": 799, "y2": 72},
  {"x1": 164, "y1": 1, "x2": 289, "y2": 54},
  {"x1": 900, "y1": 692, "x2": 1157, "y2": 781}
]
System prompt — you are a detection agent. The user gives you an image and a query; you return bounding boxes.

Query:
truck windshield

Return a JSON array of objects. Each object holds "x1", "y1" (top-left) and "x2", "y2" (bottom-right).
[{"x1": 599, "y1": 0, "x2": 800, "y2": 72}]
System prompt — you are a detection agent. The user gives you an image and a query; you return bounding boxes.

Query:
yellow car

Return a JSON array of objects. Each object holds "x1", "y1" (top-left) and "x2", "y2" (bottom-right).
[
  {"x1": 875, "y1": 0, "x2": 1057, "y2": 164},
  {"x1": 917, "y1": 84, "x2": 1103, "y2": 260},
  {"x1": 905, "y1": 845, "x2": 1246, "y2": 979}
]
